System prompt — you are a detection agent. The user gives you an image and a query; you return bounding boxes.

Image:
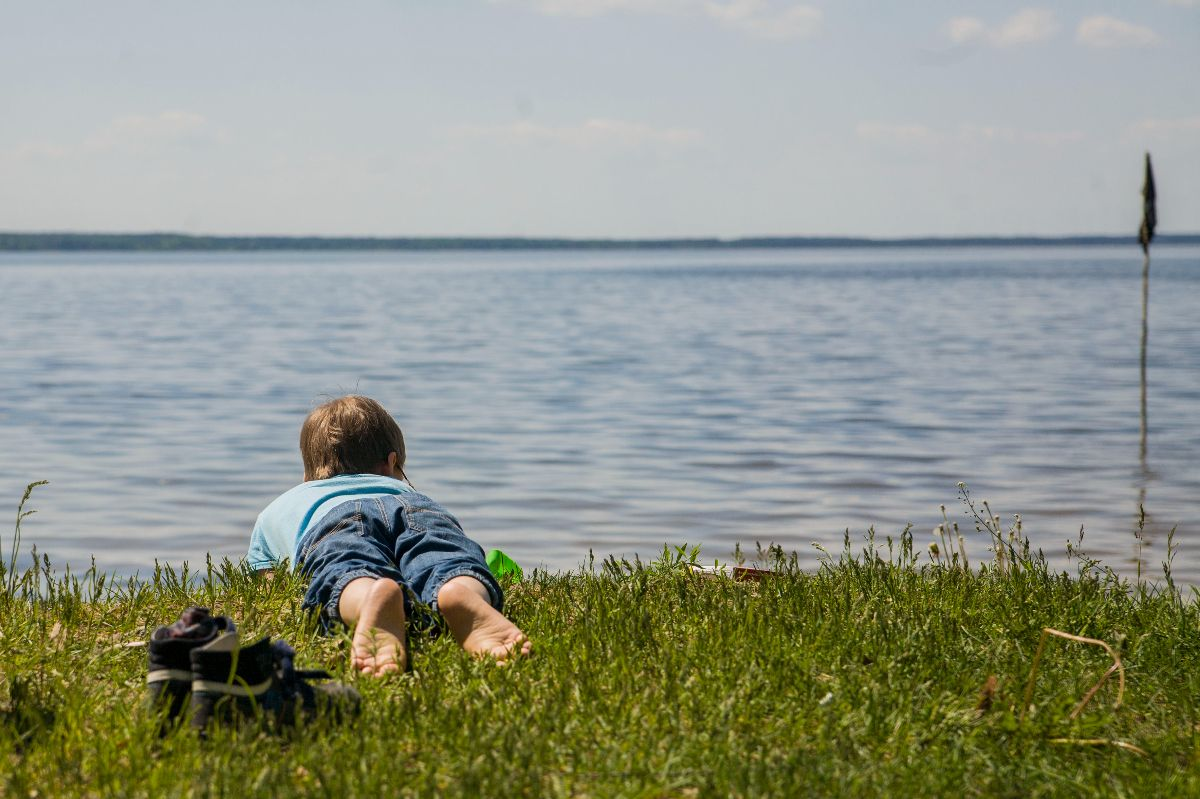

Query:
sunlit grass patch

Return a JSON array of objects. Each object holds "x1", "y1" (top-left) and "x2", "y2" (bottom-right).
[{"x1": 3, "y1": 482, "x2": 1199, "y2": 797}]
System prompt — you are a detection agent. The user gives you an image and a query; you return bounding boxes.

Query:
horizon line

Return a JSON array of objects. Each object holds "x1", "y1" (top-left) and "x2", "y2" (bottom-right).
[{"x1": 2, "y1": 230, "x2": 1198, "y2": 252}]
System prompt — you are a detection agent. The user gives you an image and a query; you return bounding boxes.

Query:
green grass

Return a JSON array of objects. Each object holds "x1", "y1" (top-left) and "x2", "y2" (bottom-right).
[{"x1": 2, "y1": 482, "x2": 1199, "y2": 797}]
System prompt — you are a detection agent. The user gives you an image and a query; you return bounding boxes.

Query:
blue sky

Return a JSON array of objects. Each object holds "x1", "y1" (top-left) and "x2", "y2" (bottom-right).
[{"x1": 1, "y1": 1, "x2": 1196, "y2": 237}]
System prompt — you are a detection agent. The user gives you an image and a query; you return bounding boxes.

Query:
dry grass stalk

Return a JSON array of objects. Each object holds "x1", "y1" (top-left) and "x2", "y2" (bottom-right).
[
  {"x1": 1048, "y1": 738, "x2": 1148, "y2": 757},
  {"x1": 1020, "y1": 628, "x2": 1125, "y2": 723}
]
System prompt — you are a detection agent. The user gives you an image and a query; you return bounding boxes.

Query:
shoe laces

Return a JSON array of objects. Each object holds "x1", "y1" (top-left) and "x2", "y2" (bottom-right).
[{"x1": 271, "y1": 639, "x2": 332, "y2": 701}]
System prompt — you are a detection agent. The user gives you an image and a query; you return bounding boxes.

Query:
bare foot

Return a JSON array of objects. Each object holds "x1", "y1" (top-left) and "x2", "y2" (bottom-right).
[
  {"x1": 338, "y1": 577, "x2": 407, "y2": 676},
  {"x1": 437, "y1": 576, "x2": 532, "y2": 663}
]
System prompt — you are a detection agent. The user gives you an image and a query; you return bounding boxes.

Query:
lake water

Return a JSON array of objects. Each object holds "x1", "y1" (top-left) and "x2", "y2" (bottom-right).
[{"x1": 1, "y1": 247, "x2": 1197, "y2": 582}]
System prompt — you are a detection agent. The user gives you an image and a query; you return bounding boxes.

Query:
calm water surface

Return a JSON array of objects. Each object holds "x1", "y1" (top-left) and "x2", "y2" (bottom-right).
[{"x1": 1, "y1": 247, "x2": 1197, "y2": 581}]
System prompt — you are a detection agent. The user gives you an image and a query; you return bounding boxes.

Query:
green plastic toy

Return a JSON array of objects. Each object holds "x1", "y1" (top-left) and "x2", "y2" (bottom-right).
[{"x1": 485, "y1": 548, "x2": 523, "y2": 582}]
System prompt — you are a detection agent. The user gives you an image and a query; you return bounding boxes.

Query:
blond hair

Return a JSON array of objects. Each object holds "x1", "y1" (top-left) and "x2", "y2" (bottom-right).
[{"x1": 300, "y1": 396, "x2": 406, "y2": 481}]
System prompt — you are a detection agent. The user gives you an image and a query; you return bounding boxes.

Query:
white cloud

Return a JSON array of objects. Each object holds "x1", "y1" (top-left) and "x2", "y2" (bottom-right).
[
  {"x1": 855, "y1": 122, "x2": 937, "y2": 145},
  {"x1": 451, "y1": 118, "x2": 703, "y2": 147},
  {"x1": 0, "y1": 142, "x2": 71, "y2": 163},
  {"x1": 2, "y1": 111, "x2": 221, "y2": 165},
  {"x1": 1076, "y1": 16, "x2": 1159, "y2": 48},
  {"x1": 858, "y1": 121, "x2": 1085, "y2": 148},
  {"x1": 942, "y1": 17, "x2": 986, "y2": 45},
  {"x1": 958, "y1": 124, "x2": 1085, "y2": 145},
  {"x1": 1128, "y1": 115, "x2": 1200, "y2": 138},
  {"x1": 1021, "y1": 130, "x2": 1087, "y2": 146},
  {"x1": 84, "y1": 111, "x2": 221, "y2": 153},
  {"x1": 939, "y1": 8, "x2": 1059, "y2": 47},
  {"x1": 494, "y1": 0, "x2": 821, "y2": 39},
  {"x1": 993, "y1": 8, "x2": 1059, "y2": 45},
  {"x1": 504, "y1": 0, "x2": 688, "y2": 16},
  {"x1": 704, "y1": 0, "x2": 821, "y2": 39},
  {"x1": 1164, "y1": 0, "x2": 1199, "y2": 7}
]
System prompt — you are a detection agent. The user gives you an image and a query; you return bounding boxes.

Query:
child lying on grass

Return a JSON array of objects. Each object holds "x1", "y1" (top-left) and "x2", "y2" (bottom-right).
[{"x1": 247, "y1": 395, "x2": 531, "y2": 675}]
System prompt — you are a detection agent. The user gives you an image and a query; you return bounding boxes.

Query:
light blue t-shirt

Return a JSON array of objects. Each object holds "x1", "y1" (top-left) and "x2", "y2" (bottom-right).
[{"x1": 246, "y1": 474, "x2": 414, "y2": 570}]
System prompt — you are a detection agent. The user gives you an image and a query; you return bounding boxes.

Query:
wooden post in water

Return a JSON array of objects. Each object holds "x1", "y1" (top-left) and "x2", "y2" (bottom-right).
[
  {"x1": 1138, "y1": 153, "x2": 1155, "y2": 470},
  {"x1": 1134, "y1": 153, "x2": 1156, "y2": 580}
]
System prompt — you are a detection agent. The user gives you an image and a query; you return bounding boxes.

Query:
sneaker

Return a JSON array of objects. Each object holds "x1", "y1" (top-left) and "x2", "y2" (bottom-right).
[
  {"x1": 189, "y1": 631, "x2": 360, "y2": 734},
  {"x1": 145, "y1": 607, "x2": 235, "y2": 732},
  {"x1": 270, "y1": 639, "x2": 362, "y2": 728}
]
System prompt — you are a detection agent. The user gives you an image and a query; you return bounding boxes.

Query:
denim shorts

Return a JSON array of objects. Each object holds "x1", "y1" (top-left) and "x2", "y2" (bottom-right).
[{"x1": 294, "y1": 492, "x2": 502, "y2": 630}]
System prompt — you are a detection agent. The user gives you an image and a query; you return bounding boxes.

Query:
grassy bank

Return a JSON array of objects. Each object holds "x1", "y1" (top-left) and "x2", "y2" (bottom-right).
[{"x1": 2, "y1": 484, "x2": 1199, "y2": 797}]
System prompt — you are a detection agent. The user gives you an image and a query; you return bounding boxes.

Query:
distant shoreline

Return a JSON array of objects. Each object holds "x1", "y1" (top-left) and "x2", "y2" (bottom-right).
[{"x1": 2, "y1": 231, "x2": 1198, "y2": 252}]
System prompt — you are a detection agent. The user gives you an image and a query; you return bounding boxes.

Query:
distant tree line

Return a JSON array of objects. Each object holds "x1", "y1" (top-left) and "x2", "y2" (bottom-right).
[{"x1": 1, "y1": 232, "x2": 1197, "y2": 252}]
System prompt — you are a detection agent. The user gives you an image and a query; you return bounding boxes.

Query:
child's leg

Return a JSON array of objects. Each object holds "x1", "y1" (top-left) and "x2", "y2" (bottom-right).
[
  {"x1": 437, "y1": 576, "x2": 531, "y2": 662},
  {"x1": 298, "y1": 498, "x2": 416, "y2": 677},
  {"x1": 387, "y1": 492, "x2": 532, "y2": 661},
  {"x1": 338, "y1": 577, "x2": 407, "y2": 676}
]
